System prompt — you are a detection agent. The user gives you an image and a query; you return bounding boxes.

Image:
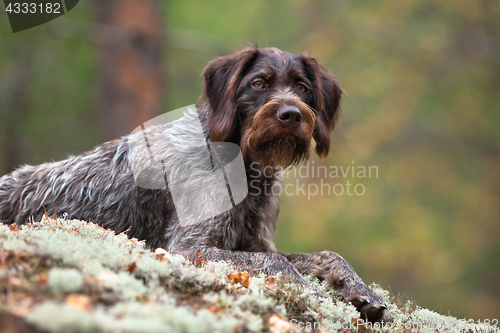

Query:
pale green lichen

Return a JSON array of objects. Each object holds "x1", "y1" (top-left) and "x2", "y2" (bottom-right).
[
  {"x1": 0, "y1": 219, "x2": 480, "y2": 333},
  {"x1": 26, "y1": 301, "x2": 244, "y2": 333},
  {"x1": 48, "y1": 268, "x2": 83, "y2": 293}
]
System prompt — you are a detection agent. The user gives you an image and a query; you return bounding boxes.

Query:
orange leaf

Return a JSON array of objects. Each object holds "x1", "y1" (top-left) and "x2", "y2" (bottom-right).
[
  {"x1": 228, "y1": 272, "x2": 250, "y2": 288},
  {"x1": 209, "y1": 306, "x2": 224, "y2": 313},
  {"x1": 351, "y1": 317, "x2": 368, "y2": 330},
  {"x1": 66, "y1": 294, "x2": 92, "y2": 311},
  {"x1": 265, "y1": 276, "x2": 276, "y2": 286},
  {"x1": 37, "y1": 272, "x2": 48, "y2": 285},
  {"x1": 193, "y1": 249, "x2": 207, "y2": 267}
]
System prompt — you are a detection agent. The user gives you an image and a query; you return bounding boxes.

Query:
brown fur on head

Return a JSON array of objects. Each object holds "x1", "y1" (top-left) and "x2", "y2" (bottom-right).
[{"x1": 202, "y1": 44, "x2": 343, "y2": 169}]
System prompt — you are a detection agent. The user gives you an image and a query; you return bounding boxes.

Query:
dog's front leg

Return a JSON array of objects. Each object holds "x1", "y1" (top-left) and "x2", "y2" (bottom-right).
[
  {"x1": 281, "y1": 251, "x2": 387, "y2": 322},
  {"x1": 181, "y1": 247, "x2": 321, "y2": 296}
]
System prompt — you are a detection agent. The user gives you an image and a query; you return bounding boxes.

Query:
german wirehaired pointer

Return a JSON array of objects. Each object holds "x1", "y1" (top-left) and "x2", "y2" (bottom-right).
[{"x1": 0, "y1": 46, "x2": 386, "y2": 321}]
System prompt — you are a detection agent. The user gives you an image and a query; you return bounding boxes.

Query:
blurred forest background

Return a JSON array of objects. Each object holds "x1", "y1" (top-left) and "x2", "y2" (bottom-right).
[{"x1": 0, "y1": 0, "x2": 499, "y2": 321}]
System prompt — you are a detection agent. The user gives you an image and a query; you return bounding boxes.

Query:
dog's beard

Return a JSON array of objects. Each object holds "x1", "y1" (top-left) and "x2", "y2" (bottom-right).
[
  {"x1": 251, "y1": 137, "x2": 310, "y2": 169},
  {"x1": 240, "y1": 100, "x2": 316, "y2": 170}
]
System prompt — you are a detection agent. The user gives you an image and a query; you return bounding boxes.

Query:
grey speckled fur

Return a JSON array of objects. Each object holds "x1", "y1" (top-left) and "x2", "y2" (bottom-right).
[{"x1": 0, "y1": 46, "x2": 386, "y2": 321}]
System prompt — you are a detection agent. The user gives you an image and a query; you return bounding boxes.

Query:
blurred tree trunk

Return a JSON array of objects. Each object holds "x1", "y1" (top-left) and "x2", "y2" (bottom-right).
[
  {"x1": 0, "y1": 43, "x2": 33, "y2": 175},
  {"x1": 95, "y1": 0, "x2": 165, "y2": 141}
]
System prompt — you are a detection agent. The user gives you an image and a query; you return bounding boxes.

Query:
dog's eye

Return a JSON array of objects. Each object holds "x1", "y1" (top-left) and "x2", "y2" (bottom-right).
[
  {"x1": 297, "y1": 84, "x2": 307, "y2": 93},
  {"x1": 252, "y1": 80, "x2": 265, "y2": 89}
]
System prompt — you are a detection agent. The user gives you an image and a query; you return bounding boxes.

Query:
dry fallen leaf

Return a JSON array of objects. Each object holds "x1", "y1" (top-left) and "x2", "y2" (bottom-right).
[
  {"x1": 135, "y1": 293, "x2": 148, "y2": 303},
  {"x1": 5, "y1": 276, "x2": 23, "y2": 286},
  {"x1": 9, "y1": 224, "x2": 19, "y2": 232},
  {"x1": 127, "y1": 262, "x2": 137, "y2": 273},
  {"x1": 351, "y1": 317, "x2": 368, "y2": 330},
  {"x1": 154, "y1": 248, "x2": 172, "y2": 262},
  {"x1": 66, "y1": 294, "x2": 92, "y2": 311},
  {"x1": 228, "y1": 272, "x2": 250, "y2": 288},
  {"x1": 265, "y1": 276, "x2": 276, "y2": 286},
  {"x1": 193, "y1": 249, "x2": 207, "y2": 266},
  {"x1": 37, "y1": 272, "x2": 48, "y2": 285},
  {"x1": 209, "y1": 306, "x2": 224, "y2": 313},
  {"x1": 268, "y1": 314, "x2": 294, "y2": 333}
]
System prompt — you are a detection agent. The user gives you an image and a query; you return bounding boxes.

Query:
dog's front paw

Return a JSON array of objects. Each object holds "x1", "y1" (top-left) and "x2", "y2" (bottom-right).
[
  {"x1": 326, "y1": 273, "x2": 387, "y2": 322},
  {"x1": 311, "y1": 253, "x2": 387, "y2": 322},
  {"x1": 346, "y1": 293, "x2": 387, "y2": 322}
]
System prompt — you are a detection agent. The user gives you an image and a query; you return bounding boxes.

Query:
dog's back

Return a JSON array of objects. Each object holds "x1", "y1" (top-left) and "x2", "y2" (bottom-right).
[
  {"x1": 0, "y1": 106, "x2": 275, "y2": 251},
  {"x1": 0, "y1": 136, "x2": 177, "y2": 248}
]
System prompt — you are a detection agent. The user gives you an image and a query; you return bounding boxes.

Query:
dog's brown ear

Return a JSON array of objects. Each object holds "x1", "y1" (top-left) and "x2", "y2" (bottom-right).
[
  {"x1": 203, "y1": 46, "x2": 260, "y2": 142},
  {"x1": 301, "y1": 53, "x2": 343, "y2": 158}
]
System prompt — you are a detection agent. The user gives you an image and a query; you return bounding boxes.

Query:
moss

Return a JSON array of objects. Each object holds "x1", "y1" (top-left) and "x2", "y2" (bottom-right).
[
  {"x1": 48, "y1": 268, "x2": 83, "y2": 293},
  {"x1": 26, "y1": 301, "x2": 244, "y2": 333},
  {"x1": 0, "y1": 219, "x2": 476, "y2": 332}
]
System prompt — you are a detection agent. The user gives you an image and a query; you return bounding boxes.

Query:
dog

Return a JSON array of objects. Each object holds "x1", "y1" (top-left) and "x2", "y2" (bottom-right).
[{"x1": 0, "y1": 45, "x2": 386, "y2": 321}]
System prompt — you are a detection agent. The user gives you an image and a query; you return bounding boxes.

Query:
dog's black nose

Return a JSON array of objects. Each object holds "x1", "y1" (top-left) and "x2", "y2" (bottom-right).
[{"x1": 277, "y1": 106, "x2": 302, "y2": 127}]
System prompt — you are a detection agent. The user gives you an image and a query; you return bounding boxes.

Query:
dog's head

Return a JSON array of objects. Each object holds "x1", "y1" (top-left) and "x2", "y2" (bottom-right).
[{"x1": 203, "y1": 45, "x2": 343, "y2": 169}]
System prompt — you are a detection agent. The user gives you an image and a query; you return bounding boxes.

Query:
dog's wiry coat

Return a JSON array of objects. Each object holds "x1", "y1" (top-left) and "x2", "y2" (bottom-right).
[{"x1": 0, "y1": 46, "x2": 386, "y2": 321}]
